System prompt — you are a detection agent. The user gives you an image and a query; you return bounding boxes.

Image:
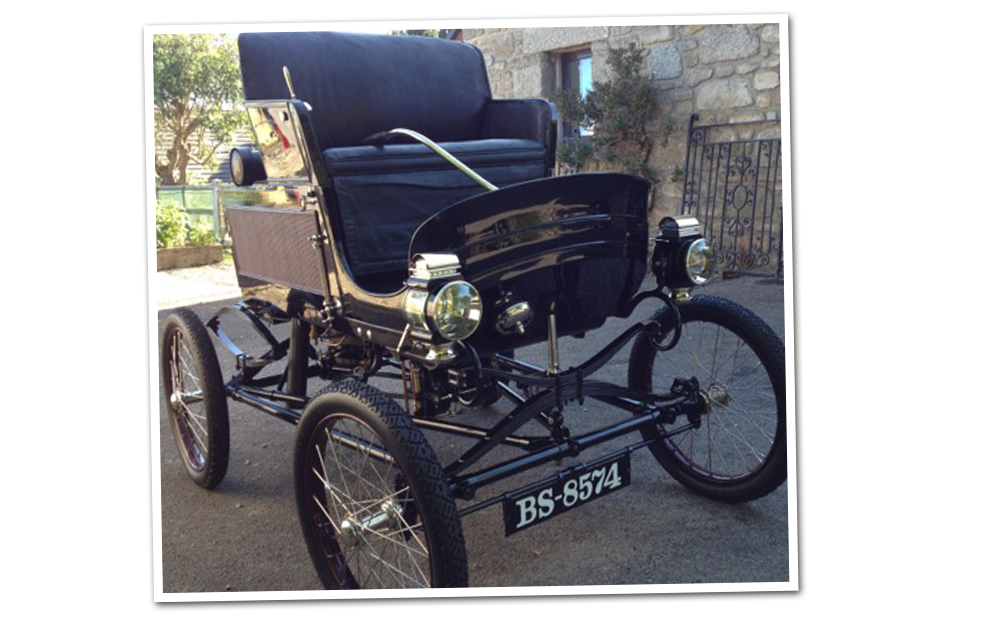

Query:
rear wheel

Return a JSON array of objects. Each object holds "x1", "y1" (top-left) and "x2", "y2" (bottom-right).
[
  {"x1": 160, "y1": 308, "x2": 230, "y2": 489},
  {"x1": 294, "y1": 379, "x2": 468, "y2": 589},
  {"x1": 629, "y1": 295, "x2": 786, "y2": 503}
]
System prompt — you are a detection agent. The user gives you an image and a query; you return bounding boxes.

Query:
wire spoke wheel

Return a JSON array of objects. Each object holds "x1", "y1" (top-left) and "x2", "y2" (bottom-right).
[
  {"x1": 629, "y1": 295, "x2": 786, "y2": 502},
  {"x1": 295, "y1": 380, "x2": 467, "y2": 589},
  {"x1": 160, "y1": 308, "x2": 229, "y2": 489}
]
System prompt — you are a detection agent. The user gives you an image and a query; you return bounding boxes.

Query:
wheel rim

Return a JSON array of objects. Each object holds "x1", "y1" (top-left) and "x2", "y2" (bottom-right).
[
  {"x1": 651, "y1": 318, "x2": 779, "y2": 482},
  {"x1": 165, "y1": 327, "x2": 209, "y2": 472},
  {"x1": 303, "y1": 414, "x2": 433, "y2": 589}
]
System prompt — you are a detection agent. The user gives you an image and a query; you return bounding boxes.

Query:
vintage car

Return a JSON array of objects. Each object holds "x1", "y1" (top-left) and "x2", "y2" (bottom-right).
[{"x1": 159, "y1": 30, "x2": 787, "y2": 590}]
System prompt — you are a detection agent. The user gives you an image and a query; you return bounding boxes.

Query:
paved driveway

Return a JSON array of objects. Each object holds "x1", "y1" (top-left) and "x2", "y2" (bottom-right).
[{"x1": 156, "y1": 274, "x2": 792, "y2": 593}]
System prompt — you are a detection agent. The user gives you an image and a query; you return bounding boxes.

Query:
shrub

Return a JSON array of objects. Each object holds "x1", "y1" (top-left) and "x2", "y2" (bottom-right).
[
  {"x1": 187, "y1": 220, "x2": 217, "y2": 246},
  {"x1": 555, "y1": 43, "x2": 676, "y2": 209},
  {"x1": 156, "y1": 201, "x2": 188, "y2": 248}
]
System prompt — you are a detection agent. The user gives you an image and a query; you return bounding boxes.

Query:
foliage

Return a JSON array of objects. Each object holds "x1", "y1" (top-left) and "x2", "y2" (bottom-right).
[
  {"x1": 153, "y1": 34, "x2": 246, "y2": 186},
  {"x1": 185, "y1": 170, "x2": 210, "y2": 186},
  {"x1": 156, "y1": 201, "x2": 219, "y2": 248},
  {"x1": 156, "y1": 201, "x2": 189, "y2": 249},
  {"x1": 188, "y1": 220, "x2": 218, "y2": 247},
  {"x1": 556, "y1": 43, "x2": 676, "y2": 201}
]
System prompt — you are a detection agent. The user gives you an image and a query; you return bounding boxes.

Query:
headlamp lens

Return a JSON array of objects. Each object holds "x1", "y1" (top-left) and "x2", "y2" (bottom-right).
[
  {"x1": 685, "y1": 238, "x2": 717, "y2": 285},
  {"x1": 230, "y1": 149, "x2": 245, "y2": 185},
  {"x1": 430, "y1": 281, "x2": 482, "y2": 341}
]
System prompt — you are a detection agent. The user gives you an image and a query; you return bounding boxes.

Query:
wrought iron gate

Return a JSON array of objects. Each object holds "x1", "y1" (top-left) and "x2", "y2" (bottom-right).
[{"x1": 680, "y1": 114, "x2": 783, "y2": 278}]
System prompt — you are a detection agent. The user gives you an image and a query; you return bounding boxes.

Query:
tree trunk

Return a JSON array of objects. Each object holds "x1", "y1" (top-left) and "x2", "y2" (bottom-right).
[
  {"x1": 171, "y1": 131, "x2": 189, "y2": 185},
  {"x1": 156, "y1": 128, "x2": 192, "y2": 186}
]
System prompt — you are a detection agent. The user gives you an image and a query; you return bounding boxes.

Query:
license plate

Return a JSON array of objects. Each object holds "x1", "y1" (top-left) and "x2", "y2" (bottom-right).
[{"x1": 503, "y1": 454, "x2": 631, "y2": 536}]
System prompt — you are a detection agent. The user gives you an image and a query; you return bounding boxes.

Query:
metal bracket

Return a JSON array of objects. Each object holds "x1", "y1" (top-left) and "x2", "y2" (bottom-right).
[
  {"x1": 300, "y1": 187, "x2": 320, "y2": 210},
  {"x1": 207, "y1": 301, "x2": 291, "y2": 380},
  {"x1": 309, "y1": 232, "x2": 327, "y2": 250}
]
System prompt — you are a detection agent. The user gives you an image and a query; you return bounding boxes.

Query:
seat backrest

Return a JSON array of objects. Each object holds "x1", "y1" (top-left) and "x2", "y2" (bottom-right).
[{"x1": 238, "y1": 32, "x2": 492, "y2": 149}]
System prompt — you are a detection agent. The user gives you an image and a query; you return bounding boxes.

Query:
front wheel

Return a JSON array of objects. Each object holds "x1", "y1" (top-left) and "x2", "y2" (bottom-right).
[
  {"x1": 294, "y1": 379, "x2": 468, "y2": 589},
  {"x1": 629, "y1": 295, "x2": 786, "y2": 503}
]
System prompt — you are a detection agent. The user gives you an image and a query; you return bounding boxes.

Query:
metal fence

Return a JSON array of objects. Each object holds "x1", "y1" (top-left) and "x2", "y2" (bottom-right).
[
  {"x1": 156, "y1": 184, "x2": 228, "y2": 242},
  {"x1": 680, "y1": 114, "x2": 783, "y2": 279},
  {"x1": 156, "y1": 185, "x2": 325, "y2": 247}
]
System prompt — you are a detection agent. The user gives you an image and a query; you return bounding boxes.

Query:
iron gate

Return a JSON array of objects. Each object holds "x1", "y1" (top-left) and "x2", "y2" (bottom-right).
[{"x1": 680, "y1": 114, "x2": 783, "y2": 278}]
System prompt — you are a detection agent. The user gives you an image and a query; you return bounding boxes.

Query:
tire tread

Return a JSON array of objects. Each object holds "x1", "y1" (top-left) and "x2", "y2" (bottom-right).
[
  {"x1": 295, "y1": 379, "x2": 468, "y2": 588},
  {"x1": 160, "y1": 307, "x2": 230, "y2": 490},
  {"x1": 629, "y1": 295, "x2": 786, "y2": 503}
]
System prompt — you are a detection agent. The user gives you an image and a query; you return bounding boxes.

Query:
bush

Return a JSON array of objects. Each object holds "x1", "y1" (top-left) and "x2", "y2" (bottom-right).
[
  {"x1": 156, "y1": 200, "x2": 220, "y2": 248},
  {"x1": 156, "y1": 201, "x2": 188, "y2": 248},
  {"x1": 188, "y1": 220, "x2": 217, "y2": 246},
  {"x1": 555, "y1": 43, "x2": 677, "y2": 210}
]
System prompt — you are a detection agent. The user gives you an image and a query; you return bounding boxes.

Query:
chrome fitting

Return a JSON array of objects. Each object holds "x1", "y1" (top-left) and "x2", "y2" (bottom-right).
[
  {"x1": 409, "y1": 253, "x2": 462, "y2": 281},
  {"x1": 403, "y1": 252, "x2": 482, "y2": 342}
]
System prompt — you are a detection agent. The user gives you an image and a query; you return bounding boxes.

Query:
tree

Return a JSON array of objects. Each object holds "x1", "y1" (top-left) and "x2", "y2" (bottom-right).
[
  {"x1": 153, "y1": 34, "x2": 245, "y2": 185},
  {"x1": 556, "y1": 43, "x2": 675, "y2": 208}
]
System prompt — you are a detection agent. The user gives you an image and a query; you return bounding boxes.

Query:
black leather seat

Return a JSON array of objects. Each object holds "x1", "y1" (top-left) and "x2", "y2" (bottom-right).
[{"x1": 237, "y1": 32, "x2": 555, "y2": 288}]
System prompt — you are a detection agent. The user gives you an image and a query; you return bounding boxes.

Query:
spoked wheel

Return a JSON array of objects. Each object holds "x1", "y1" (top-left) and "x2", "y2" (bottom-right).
[
  {"x1": 160, "y1": 307, "x2": 230, "y2": 489},
  {"x1": 294, "y1": 379, "x2": 468, "y2": 589},
  {"x1": 629, "y1": 295, "x2": 786, "y2": 503}
]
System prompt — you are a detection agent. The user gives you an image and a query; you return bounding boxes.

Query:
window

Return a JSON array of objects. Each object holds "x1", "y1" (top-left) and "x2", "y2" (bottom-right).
[{"x1": 560, "y1": 49, "x2": 593, "y2": 138}]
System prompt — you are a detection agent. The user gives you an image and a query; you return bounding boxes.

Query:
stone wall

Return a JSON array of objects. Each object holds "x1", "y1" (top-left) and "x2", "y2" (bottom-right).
[{"x1": 462, "y1": 23, "x2": 781, "y2": 223}]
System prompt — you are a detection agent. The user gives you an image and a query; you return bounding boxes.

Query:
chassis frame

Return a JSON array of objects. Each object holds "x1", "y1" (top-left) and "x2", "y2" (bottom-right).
[{"x1": 207, "y1": 288, "x2": 705, "y2": 511}]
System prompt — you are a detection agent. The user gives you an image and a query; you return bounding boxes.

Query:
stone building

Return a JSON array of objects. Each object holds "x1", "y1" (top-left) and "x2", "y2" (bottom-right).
[{"x1": 454, "y1": 24, "x2": 782, "y2": 227}]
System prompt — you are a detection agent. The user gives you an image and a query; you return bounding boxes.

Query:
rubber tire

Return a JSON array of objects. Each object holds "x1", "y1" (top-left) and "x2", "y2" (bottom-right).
[
  {"x1": 160, "y1": 307, "x2": 230, "y2": 490},
  {"x1": 294, "y1": 379, "x2": 468, "y2": 589},
  {"x1": 628, "y1": 295, "x2": 786, "y2": 503}
]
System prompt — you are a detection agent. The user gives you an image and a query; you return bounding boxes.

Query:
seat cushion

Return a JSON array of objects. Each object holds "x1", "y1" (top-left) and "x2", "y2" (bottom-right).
[{"x1": 325, "y1": 139, "x2": 547, "y2": 279}]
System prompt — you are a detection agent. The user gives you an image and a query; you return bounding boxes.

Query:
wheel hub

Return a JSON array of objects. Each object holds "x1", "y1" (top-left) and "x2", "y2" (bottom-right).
[
  {"x1": 169, "y1": 389, "x2": 203, "y2": 410},
  {"x1": 340, "y1": 500, "x2": 404, "y2": 546},
  {"x1": 702, "y1": 381, "x2": 731, "y2": 409}
]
